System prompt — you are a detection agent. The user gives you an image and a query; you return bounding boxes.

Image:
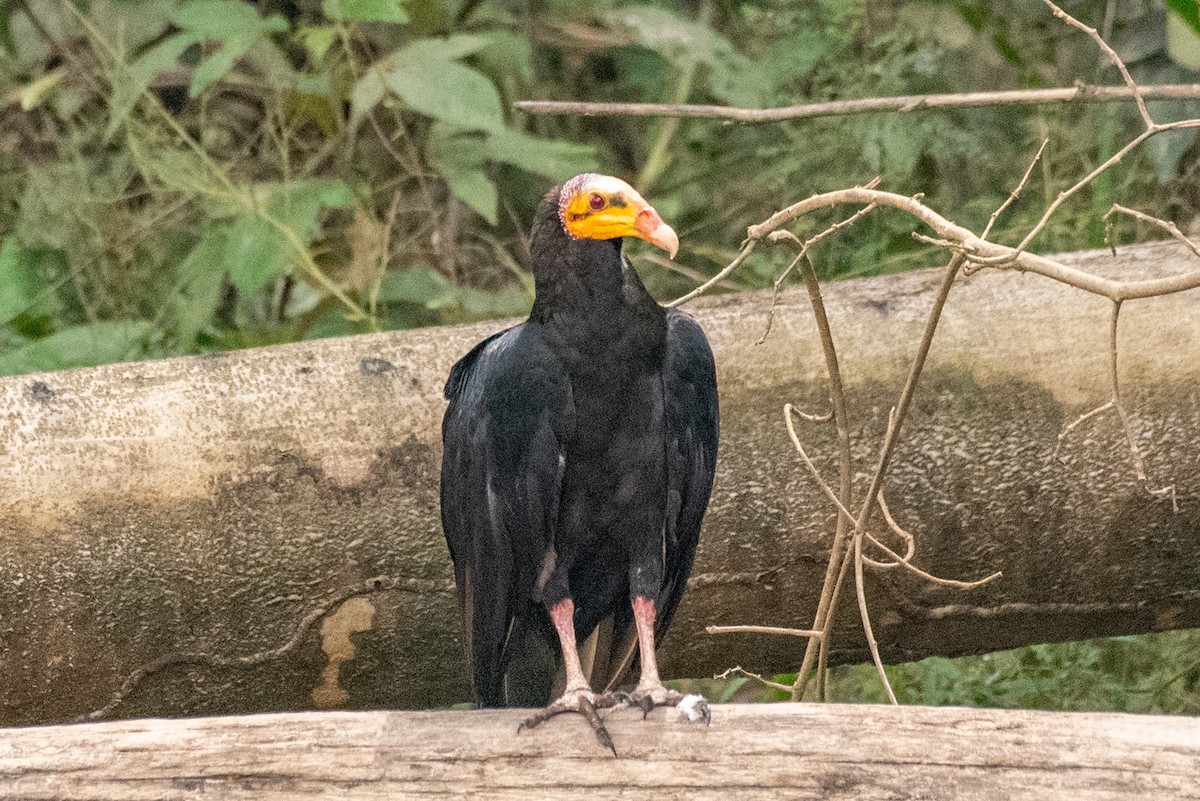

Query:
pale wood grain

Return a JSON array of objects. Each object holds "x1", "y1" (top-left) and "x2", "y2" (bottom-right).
[{"x1": 2, "y1": 704, "x2": 1198, "y2": 800}]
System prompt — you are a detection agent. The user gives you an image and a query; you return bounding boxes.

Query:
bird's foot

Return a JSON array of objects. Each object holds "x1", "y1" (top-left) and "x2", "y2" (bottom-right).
[
  {"x1": 517, "y1": 687, "x2": 623, "y2": 756},
  {"x1": 625, "y1": 685, "x2": 711, "y2": 724}
]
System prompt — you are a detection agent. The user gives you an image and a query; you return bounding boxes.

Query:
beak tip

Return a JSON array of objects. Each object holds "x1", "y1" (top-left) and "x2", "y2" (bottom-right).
[{"x1": 653, "y1": 223, "x2": 680, "y2": 260}]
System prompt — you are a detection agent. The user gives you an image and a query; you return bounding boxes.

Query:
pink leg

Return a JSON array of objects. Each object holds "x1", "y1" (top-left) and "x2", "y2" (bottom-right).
[
  {"x1": 549, "y1": 599, "x2": 590, "y2": 693},
  {"x1": 627, "y1": 596, "x2": 711, "y2": 724},
  {"x1": 519, "y1": 598, "x2": 622, "y2": 755}
]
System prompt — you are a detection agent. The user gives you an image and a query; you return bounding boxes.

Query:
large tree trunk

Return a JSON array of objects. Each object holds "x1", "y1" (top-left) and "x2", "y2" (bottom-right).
[
  {"x1": 1, "y1": 242, "x2": 1198, "y2": 726},
  {"x1": 4, "y1": 704, "x2": 1199, "y2": 800}
]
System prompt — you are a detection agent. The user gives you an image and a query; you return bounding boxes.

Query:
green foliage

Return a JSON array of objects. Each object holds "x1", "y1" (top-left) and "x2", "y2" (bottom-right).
[
  {"x1": 682, "y1": 629, "x2": 1200, "y2": 715},
  {"x1": 324, "y1": 0, "x2": 409, "y2": 24},
  {"x1": 827, "y1": 630, "x2": 1200, "y2": 715},
  {"x1": 170, "y1": 0, "x2": 289, "y2": 96},
  {"x1": 2, "y1": 0, "x2": 1197, "y2": 375},
  {"x1": 1166, "y1": 0, "x2": 1200, "y2": 36}
]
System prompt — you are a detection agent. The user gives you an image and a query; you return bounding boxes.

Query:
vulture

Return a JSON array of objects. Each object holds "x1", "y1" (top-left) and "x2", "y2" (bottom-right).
[{"x1": 440, "y1": 173, "x2": 719, "y2": 751}]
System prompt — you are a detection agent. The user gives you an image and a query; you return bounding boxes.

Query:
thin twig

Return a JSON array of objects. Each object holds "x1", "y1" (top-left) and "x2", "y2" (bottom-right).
[
  {"x1": 667, "y1": 239, "x2": 757, "y2": 307},
  {"x1": 1053, "y1": 401, "x2": 1115, "y2": 461},
  {"x1": 1105, "y1": 301, "x2": 1179, "y2": 510},
  {"x1": 862, "y1": 532, "x2": 1002, "y2": 589},
  {"x1": 758, "y1": 195, "x2": 881, "y2": 343},
  {"x1": 867, "y1": 492, "x2": 915, "y2": 564},
  {"x1": 706, "y1": 625, "x2": 824, "y2": 639},
  {"x1": 783, "y1": 404, "x2": 857, "y2": 526},
  {"x1": 981, "y1": 138, "x2": 1049, "y2": 241},
  {"x1": 854, "y1": 531, "x2": 897, "y2": 704},
  {"x1": 1106, "y1": 204, "x2": 1200, "y2": 260},
  {"x1": 713, "y1": 666, "x2": 795, "y2": 693},
  {"x1": 784, "y1": 249, "x2": 855, "y2": 703},
  {"x1": 515, "y1": 83, "x2": 1200, "y2": 124},
  {"x1": 1041, "y1": 0, "x2": 1153, "y2": 129}
]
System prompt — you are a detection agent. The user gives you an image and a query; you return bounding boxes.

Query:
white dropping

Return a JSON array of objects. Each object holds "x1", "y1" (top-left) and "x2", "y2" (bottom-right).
[{"x1": 676, "y1": 694, "x2": 708, "y2": 722}]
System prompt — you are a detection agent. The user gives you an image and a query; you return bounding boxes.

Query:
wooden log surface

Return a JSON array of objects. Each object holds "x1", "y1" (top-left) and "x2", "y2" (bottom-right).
[
  {"x1": 2, "y1": 704, "x2": 1199, "y2": 800},
  {"x1": 2, "y1": 242, "x2": 1200, "y2": 725}
]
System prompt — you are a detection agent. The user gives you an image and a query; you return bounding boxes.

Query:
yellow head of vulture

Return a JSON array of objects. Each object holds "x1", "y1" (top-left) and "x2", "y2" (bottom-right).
[{"x1": 556, "y1": 174, "x2": 679, "y2": 259}]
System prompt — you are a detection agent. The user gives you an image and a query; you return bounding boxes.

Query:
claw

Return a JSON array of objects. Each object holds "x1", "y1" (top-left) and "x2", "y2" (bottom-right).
[
  {"x1": 518, "y1": 688, "x2": 620, "y2": 757},
  {"x1": 624, "y1": 685, "x2": 711, "y2": 724}
]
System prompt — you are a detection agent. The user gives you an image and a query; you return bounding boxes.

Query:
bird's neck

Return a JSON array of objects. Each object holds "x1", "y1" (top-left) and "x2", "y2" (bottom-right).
[{"x1": 528, "y1": 223, "x2": 665, "y2": 367}]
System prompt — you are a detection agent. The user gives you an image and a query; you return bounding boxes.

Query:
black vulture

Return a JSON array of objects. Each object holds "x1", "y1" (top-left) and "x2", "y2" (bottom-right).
[{"x1": 440, "y1": 173, "x2": 719, "y2": 750}]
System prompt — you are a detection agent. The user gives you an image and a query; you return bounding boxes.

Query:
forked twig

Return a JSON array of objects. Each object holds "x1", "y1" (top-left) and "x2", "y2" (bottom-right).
[
  {"x1": 980, "y1": 138, "x2": 1049, "y2": 242},
  {"x1": 1106, "y1": 204, "x2": 1200, "y2": 260},
  {"x1": 1053, "y1": 301, "x2": 1178, "y2": 510}
]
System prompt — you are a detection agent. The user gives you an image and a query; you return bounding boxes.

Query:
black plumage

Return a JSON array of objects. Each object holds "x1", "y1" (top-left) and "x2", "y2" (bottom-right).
[{"x1": 440, "y1": 175, "x2": 718, "y2": 742}]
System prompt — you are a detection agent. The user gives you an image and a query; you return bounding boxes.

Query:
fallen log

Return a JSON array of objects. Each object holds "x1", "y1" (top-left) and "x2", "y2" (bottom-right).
[
  {"x1": 2, "y1": 704, "x2": 1198, "y2": 800},
  {"x1": 1, "y1": 242, "x2": 1199, "y2": 725}
]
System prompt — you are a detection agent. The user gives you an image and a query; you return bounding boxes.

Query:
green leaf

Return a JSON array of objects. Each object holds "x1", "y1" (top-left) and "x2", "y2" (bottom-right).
[
  {"x1": 605, "y1": 6, "x2": 771, "y2": 105},
  {"x1": 322, "y1": 0, "x2": 408, "y2": 23},
  {"x1": 426, "y1": 127, "x2": 497, "y2": 223},
  {"x1": 377, "y1": 265, "x2": 457, "y2": 308},
  {"x1": 0, "y1": 320, "x2": 154, "y2": 377},
  {"x1": 349, "y1": 69, "x2": 386, "y2": 123},
  {"x1": 169, "y1": 228, "x2": 228, "y2": 346},
  {"x1": 171, "y1": 0, "x2": 289, "y2": 96},
  {"x1": 0, "y1": 238, "x2": 42, "y2": 326},
  {"x1": 107, "y1": 34, "x2": 193, "y2": 139},
  {"x1": 224, "y1": 212, "x2": 291, "y2": 295},
  {"x1": 225, "y1": 179, "x2": 354, "y2": 294},
  {"x1": 484, "y1": 127, "x2": 596, "y2": 181},
  {"x1": 395, "y1": 34, "x2": 490, "y2": 63},
  {"x1": 297, "y1": 24, "x2": 339, "y2": 62},
  {"x1": 1166, "y1": 0, "x2": 1200, "y2": 36},
  {"x1": 375, "y1": 36, "x2": 503, "y2": 131}
]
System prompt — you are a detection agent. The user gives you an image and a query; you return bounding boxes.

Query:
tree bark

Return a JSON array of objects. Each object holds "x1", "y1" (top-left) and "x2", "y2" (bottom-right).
[
  {"x1": 2, "y1": 704, "x2": 1198, "y2": 800},
  {"x1": 1, "y1": 242, "x2": 1198, "y2": 726}
]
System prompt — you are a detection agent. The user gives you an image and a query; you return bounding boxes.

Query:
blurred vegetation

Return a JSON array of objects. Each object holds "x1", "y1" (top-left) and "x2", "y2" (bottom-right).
[
  {"x1": 4, "y1": 0, "x2": 1200, "y2": 372},
  {"x1": 2, "y1": 0, "x2": 1199, "y2": 714},
  {"x1": 687, "y1": 629, "x2": 1200, "y2": 715}
]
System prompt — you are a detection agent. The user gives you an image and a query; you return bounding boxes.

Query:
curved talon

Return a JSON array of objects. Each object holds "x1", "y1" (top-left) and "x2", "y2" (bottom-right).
[
  {"x1": 518, "y1": 690, "x2": 619, "y2": 757},
  {"x1": 625, "y1": 687, "x2": 712, "y2": 724}
]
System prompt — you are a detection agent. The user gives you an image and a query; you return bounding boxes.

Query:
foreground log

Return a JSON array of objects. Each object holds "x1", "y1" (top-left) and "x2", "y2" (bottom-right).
[
  {"x1": 1, "y1": 242, "x2": 1199, "y2": 725},
  {"x1": 2, "y1": 704, "x2": 1198, "y2": 800}
]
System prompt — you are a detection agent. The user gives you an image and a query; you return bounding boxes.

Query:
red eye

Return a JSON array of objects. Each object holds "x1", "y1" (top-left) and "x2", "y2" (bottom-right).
[{"x1": 588, "y1": 193, "x2": 606, "y2": 211}]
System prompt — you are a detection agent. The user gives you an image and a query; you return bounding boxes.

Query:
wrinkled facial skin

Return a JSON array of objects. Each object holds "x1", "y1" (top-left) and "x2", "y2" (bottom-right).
[{"x1": 558, "y1": 174, "x2": 679, "y2": 258}]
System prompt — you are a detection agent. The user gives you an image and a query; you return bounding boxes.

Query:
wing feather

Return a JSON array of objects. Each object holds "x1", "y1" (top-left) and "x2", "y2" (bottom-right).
[
  {"x1": 441, "y1": 323, "x2": 574, "y2": 706},
  {"x1": 657, "y1": 308, "x2": 719, "y2": 638}
]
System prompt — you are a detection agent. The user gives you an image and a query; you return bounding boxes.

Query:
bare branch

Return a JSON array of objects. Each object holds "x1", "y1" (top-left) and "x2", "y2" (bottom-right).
[
  {"x1": 706, "y1": 625, "x2": 824, "y2": 639},
  {"x1": 713, "y1": 666, "x2": 795, "y2": 693},
  {"x1": 783, "y1": 404, "x2": 857, "y2": 526},
  {"x1": 982, "y1": 138, "x2": 1049, "y2": 241},
  {"x1": 515, "y1": 83, "x2": 1200, "y2": 124},
  {"x1": 746, "y1": 187, "x2": 1200, "y2": 300},
  {"x1": 1041, "y1": 0, "x2": 1153, "y2": 129},
  {"x1": 1106, "y1": 204, "x2": 1200, "y2": 260}
]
